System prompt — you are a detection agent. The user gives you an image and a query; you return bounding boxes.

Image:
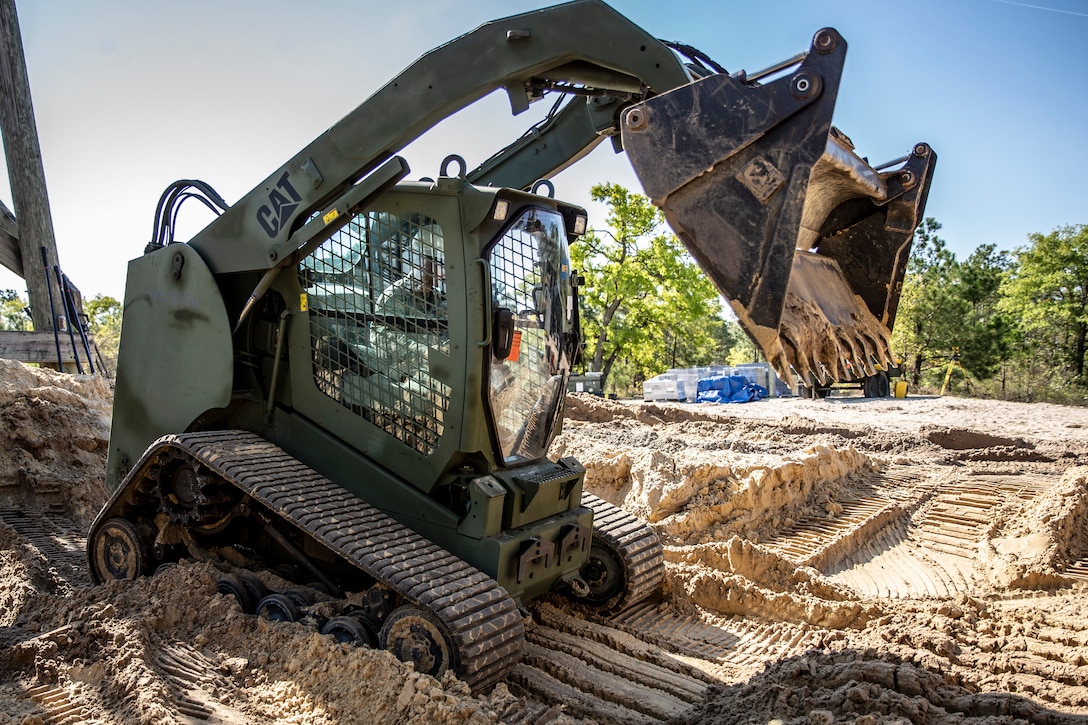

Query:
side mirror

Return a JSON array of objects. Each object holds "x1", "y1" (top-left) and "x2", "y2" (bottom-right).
[{"x1": 493, "y1": 308, "x2": 516, "y2": 360}]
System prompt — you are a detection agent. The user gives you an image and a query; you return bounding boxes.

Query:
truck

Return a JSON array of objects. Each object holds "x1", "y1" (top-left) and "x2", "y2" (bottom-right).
[{"x1": 87, "y1": 0, "x2": 935, "y2": 691}]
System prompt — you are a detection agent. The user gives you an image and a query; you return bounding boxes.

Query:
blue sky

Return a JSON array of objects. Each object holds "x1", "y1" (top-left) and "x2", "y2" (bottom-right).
[{"x1": 0, "y1": 0, "x2": 1084, "y2": 299}]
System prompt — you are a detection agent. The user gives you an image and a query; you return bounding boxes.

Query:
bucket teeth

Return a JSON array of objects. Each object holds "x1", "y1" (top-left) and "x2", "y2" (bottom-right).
[{"x1": 767, "y1": 250, "x2": 897, "y2": 382}]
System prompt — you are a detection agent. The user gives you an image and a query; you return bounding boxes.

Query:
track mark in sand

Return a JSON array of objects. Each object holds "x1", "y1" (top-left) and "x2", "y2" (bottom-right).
[
  {"x1": 512, "y1": 601, "x2": 713, "y2": 723},
  {"x1": 825, "y1": 516, "x2": 968, "y2": 599},
  {"x1": 916, "y1": 473, "x2": 1055, "y2": 557},
  {"x1": 762, "y1": 493, "x2": 894, "y2": 566},
  {"x1": 1065, "y1": 558, "x2": 1088, "y2": 583},
  {"x1": 760, "y1": 466, "x2": 937, "y2": 570},
  {"x1": 0, "y1": 508, "x2": 92, "y2": 590},
  {"x1": 25, "y1": 683, "x2": 103, "y2": 725},
  {"x1": 826, "y1": 472, "x2": 1061, "y2": 599},
  {"x1": 157, "y1": 642, "x2": 248, "y2": 724},
  {"x1": 512, "y1": 600, "x2": 823, "y2": 722},
  {"x1": 611, "y1": 600, "x2": 819, "y2": 679}
]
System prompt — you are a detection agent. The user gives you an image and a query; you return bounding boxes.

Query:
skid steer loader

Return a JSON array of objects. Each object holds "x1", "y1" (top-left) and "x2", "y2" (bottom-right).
[{"x1": 88, "y1": 0, "x2": 935, "y2": 691}]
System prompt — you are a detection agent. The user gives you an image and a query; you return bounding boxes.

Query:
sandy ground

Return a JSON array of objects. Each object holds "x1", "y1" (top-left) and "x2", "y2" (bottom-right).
[{"x1": 1, "y1": 356, "x2": 1088, "y2": 724}]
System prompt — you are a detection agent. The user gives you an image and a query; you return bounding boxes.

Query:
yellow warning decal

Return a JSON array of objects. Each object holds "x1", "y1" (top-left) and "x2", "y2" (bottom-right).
[
  {"x1": 299, "y1": 293, "x2": 309, "y2": 312},
  {"x1": 323, "y1": 209, "x2": 340, "y2": 225}
]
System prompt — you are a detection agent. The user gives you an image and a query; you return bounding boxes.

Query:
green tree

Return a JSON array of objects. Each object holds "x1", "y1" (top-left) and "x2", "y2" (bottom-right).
[
  {"x1": 84, "y1": 294, "x2": 122, "y2": 372},
  {"x1": 955, "y1": 244, "x2": 1012, "y2": 381},
  {"x1": 0, "y1": 289, "x2": 32, "y2": 331},
  {"x1": 1001, "y1": 224, "x2": 1088, "y2": 386},
  {"x1": 722, "y1": 321, "x2": 758, "y2": 366},
  {"x1": 892, "y1": 219, "x2": 964, "y2": 385},
  {"x1": 892, "y1": 220, "x2": 1012, "y2": 389},
  {"x1": 571, "y1": 183, "x2": 725, "y2": 393}
]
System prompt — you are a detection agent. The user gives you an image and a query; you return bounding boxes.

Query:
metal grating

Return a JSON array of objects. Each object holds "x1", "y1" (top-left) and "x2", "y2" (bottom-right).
[{"x1": 301, "y1": 211, "x2": 450, "y2": 454}]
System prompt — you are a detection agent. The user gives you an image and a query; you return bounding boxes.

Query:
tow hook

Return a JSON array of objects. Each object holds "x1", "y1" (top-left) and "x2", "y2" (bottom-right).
[{"x1": 562, "y1": 572, "x2": 590, "y2": 598}]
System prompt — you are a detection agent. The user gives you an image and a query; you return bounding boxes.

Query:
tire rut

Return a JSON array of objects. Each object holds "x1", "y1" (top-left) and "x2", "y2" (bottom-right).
[
  {"x1": 0, "y1": 508, "x2": 91, "y2": 591},
  {"x1": 816, "y1": 470, "x2": 1064, "y2": 599},
  {"x1": 509, "y1": 598, "x2": 823, "y2": 722},
  {"x1": 156, "y1": 642, "x2": 250, "y2": 724}
]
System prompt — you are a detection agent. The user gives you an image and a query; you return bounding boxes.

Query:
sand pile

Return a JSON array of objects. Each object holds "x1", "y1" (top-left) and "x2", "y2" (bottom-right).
[
  {"x1": 0, "y1": 360, "x2": 549, "y2": 724},
  {"x1": 0, "y1": 358, "x2": 111, "y2": 526},
  {"x1": 982, "y1": 466, "x2": 1088, "y2": 589},
  {"x1": 0, "y1": 556, "x2": 531, "y2": 724},
  {"x1": 556, "y1": 396, "x2": 878, "y2": 629},
  {"x1": 553, "y1": 402, "x2": 873, "y2": 544},
  {"x1": 664, "y1": 537, "x2": 873, "y2": 629},
  {"x1": 681, "y1": 589, "x2": 1088, "y2": 725},
  {"x1": 3, "y1": 371, "x2": 1088, "y2": 723}
]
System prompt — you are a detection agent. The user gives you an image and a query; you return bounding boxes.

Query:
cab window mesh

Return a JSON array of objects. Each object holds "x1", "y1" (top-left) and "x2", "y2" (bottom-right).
[
  {"x1": 488, "y1": 209, "x2": 569, "y2": 462},
  {"x1": 301, "y1": 212, "x2": 450, "y2": 455}
]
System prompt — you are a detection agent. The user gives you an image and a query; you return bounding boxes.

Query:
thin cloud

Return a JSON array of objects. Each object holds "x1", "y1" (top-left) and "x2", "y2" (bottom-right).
[{"x1": 991, "y1": 0, "x2": 1088, "y2": 17}]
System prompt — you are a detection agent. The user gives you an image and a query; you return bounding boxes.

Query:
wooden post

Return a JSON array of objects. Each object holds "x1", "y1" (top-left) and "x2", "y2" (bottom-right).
[
  {"x1": 0, "y1": 198, "x2": 19, "y2": 277},
  {"x1": 0, "y1": 0, "x2": 64, "y2": 360}
]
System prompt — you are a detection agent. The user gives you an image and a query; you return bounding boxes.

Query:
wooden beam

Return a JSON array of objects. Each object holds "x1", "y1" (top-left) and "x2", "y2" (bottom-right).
[
  {"x1": 0, "y1": 0, "x2": 62, "y2": 333},
  {"x1": 0, "y1": 330, "x2": 82, "y2": 365},
  {"x1": 0, "y1": 197, "x2": 18, "y2": 277}
]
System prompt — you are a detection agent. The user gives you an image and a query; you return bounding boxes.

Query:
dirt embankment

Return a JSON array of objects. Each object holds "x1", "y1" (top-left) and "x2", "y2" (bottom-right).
[{"x1": 2, "y1": 360, "x2": 1088, "y2": 724}]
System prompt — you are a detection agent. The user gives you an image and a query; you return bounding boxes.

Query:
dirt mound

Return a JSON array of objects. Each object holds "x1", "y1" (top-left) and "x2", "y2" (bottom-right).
[
  {"x1": 4, "y1": 360, "x2": 1088, "y2": 723},
  {"x1": 0, "y1": 558, "x2": 527, "y2": 724},
  {"x1": 777, "y1": 414, "x2": 859, "y2": 439},
  {"x1": 921, "y1": 425, "x2": 1033, "y2": 451},
  {"x1": 563, "y1": 393, "x2": 638, "y2": 423},
  {"x1": 0, "y1": 358, "x2": 111, "y2": 526},
  {"x1": 553, "y1": 419, "x2": 872, "y2": 545},
  {"x1": 554, "y1": 404, "x2": 880, "y2": 633},
  {"x1": 683, "y1": 645, "x2": 1086, "y2": 725},
  {"x1": 982, "y1": 466, "x2": 1088, "y2": 588},
  {"x1": 664, "y1": 538, "x2": 874, "y2": 629},
  {"x1": 684, "y1": 588, "x2": 1088, "y2": 724}
]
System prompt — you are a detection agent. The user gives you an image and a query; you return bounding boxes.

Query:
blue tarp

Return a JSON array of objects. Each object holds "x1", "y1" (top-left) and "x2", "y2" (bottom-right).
[{"x1": 696, "y1": 375, "x2": 768, "y2": 404}]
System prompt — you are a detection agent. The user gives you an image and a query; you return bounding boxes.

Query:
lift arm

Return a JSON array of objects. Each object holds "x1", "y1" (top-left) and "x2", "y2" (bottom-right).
[
  {"x1": 188, "y1": 0, "x2": 692, "y2": 273},
  {"x1": 184, "y1": 0, "x2": 935, "y2": 386}
]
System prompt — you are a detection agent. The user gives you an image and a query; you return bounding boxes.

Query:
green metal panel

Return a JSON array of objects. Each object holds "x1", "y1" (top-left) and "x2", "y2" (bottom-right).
[{"x1": 105, "y1": 245, "x2": 232, "y2": 490}]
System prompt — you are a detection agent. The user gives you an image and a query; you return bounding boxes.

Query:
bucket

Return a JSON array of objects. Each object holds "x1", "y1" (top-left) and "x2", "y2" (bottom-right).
[{"x1": 894, "y1": 380, "x2": 908, "y2": 398}]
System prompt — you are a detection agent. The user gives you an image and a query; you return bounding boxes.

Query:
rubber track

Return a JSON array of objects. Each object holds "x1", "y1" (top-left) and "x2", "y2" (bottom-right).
[
  {"x1": 133, "y1": 431, "x2": 525, "y2": 692},
  {"x1": 582, "y1": 493, "x2": 664, "y2": 612}
]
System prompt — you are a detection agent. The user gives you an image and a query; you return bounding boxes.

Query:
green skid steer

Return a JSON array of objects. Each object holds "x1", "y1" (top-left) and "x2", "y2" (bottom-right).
[{"x1": 88, "y1": 0, "x2": 935, "y2": 691}]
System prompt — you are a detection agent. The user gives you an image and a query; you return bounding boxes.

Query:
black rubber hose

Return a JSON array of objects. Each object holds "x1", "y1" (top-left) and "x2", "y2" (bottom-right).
[
  {"x1": 57, "y1": 267, "x2": 92, "y2": 374},
  {"x1": 66, "y1": 272, "x2": 95, "y2": 374},
  {"x1": 40, "y1": 247, "x2": 64, "y2": 370},
  {"x1": 54, "y1": 265, "x2": 83, "y2": 373}
]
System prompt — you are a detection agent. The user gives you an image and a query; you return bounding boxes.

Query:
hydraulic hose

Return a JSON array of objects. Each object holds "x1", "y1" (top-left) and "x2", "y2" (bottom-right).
[{"x1": 39, "y1": 247, "x2": 63, "y2": 370}]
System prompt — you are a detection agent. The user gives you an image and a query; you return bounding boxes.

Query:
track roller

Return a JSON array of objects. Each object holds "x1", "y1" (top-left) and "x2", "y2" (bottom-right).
[
  {"x1": 257, "y1": 593, "x2": 301, "y2": 622},
  {"x1": 89, "y1": 517, "x2": 147, "y2": 583},
  {"x1": 322, "y1": 615, "x2": 379, "y2": 647},
  {"x1": 239, "y1": 574, "x2": 270, "y2": 606},
  {"x1": 217, "y1": 576, "x2": 256, "y2": 613},
  {"x1": 380, "y1": 604, "x2": 458, "y2": 679}
]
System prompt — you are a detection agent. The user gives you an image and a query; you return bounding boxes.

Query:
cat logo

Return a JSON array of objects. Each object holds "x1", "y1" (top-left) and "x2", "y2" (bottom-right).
[{"x1": 256, "y1": 171, "x2": 302, "y2": 237}]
